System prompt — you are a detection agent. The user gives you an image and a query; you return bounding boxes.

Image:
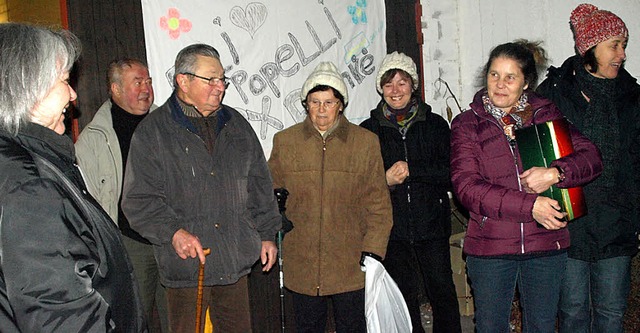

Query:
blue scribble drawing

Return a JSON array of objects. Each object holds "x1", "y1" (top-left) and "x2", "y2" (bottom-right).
[
  {"x1": 343, "y1": 31, "x2": 371, "y2": 64},
  {"x1": 347, "y1": 0, "x2": 367, "y2": 24}
]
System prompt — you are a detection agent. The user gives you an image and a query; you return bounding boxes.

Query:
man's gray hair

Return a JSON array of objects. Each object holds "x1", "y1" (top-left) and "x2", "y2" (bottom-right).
[
  {"x1": 107, "y1": 58, "x2": 148, "y2": 90},
  {"x1": 173, "y1": 44, "x2": 221, "y2": 89},
  {"x1": 0, "y1": 23, "x2": 80, "y2": 135}
]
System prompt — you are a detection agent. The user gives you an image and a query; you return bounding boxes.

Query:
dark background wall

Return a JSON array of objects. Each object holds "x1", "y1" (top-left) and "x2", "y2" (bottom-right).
[
  {"x1": 66, "y1": 1, "x2": 420, "y2": 331},
  {"x1": 67, "y1": 0, "x2": 147, "y2": 131}
]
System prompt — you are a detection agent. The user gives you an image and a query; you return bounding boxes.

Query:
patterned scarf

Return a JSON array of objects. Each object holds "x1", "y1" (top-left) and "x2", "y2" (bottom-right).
[
  {"x1": 482, "y1": 92, "x2": 533, "y2": 141},
  {"x1": 383, "y1": 97, "x2": 419, "y2": 136}
]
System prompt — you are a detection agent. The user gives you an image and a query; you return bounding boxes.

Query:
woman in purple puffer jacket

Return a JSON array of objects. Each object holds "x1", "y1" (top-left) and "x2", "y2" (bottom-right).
[{"x1": 450, "y1": 40, "x2": 602, "y2": 333}]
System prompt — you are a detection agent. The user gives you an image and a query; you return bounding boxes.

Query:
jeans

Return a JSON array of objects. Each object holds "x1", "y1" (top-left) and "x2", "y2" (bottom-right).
[
  {"x1": 384, "y1": 239, "x2": 461, "y2": 333},
  {"x1": 292, "y1": 288, "x2": 366, "y2": 333},
  {"x1": 466, "y1": 253, "x2": 567, "y2": 333},
  {"x1": 558, "y1": 256, "x2": 631, "y2": 333}
]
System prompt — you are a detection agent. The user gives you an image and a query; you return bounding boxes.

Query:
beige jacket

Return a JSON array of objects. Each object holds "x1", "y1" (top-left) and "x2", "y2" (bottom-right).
[
  {"x1": 268, "y1": 116, "x2": 392, "y2": 296},
  {"x1": 75, "y1": 100, "x2": 121, "y2": 223}
]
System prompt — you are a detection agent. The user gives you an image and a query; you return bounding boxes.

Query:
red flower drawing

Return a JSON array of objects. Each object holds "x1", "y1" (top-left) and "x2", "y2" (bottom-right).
[{"x1": 160, "y1": 8, "x2": 192, "y2": 40}]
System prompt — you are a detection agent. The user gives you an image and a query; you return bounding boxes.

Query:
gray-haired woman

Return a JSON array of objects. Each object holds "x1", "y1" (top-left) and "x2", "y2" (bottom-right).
[{"x1": 0, "y1": 23, "x2": 146, "y2": 332}]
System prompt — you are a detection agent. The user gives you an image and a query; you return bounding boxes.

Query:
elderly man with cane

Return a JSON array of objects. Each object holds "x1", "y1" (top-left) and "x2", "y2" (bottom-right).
[{"x1": 123, "y1": 43, "x2": 281, "y2": 333}]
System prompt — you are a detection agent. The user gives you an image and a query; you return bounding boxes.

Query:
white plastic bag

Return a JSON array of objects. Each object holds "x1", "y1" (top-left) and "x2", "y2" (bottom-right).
[{"x1": 363, "y1": 256, "x2": 412, "y2": 333}]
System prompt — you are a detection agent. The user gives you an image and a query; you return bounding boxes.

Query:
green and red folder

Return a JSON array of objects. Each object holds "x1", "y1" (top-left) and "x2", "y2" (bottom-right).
[{"x1": 515, "y1": 118, "x2": 586, "y2": 221}]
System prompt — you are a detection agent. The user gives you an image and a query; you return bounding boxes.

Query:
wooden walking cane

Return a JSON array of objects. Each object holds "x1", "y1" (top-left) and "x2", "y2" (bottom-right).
[{"x1": 195, "y1": 248, "x2": 211, "y2": 333}]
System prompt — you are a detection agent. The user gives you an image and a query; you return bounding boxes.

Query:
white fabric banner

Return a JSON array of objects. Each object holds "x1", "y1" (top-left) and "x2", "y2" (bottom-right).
[{"x1": 141, "y1": 0, "x2": 387, "y2": 155}]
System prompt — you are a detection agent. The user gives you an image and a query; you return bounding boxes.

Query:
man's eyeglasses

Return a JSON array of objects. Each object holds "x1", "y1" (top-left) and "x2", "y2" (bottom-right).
[
  {"x1": 307, "y1": 99, "x2": 340, "y2": 110},
  {"x1": 182, "y1": 72, "x2": 229, "y2": 88}
]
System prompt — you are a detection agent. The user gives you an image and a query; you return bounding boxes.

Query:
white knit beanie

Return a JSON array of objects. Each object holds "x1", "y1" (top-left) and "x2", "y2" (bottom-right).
[
  {"x1": 376, "y1": 51, "x2": 419, "y2": 93},
  {"x1": 300, "y1": 61, "x2": 349, "y2": 105}
]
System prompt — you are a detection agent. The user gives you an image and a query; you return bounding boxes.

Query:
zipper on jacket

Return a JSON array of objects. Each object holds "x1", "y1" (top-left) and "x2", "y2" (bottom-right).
[
  {"x1": 473, "y1": 113, "x2": 512, "y2": 233},
  {"x1": 402, "y1": 133, "x2": 410, "y2": 204},
  {"x1": 401, "y1": 133, "x2": 415, "y2": 243},
  {"x1": 480, "y1": 216, "x2": 487, "y2": 229},
  {"x1": 181, "y1": 120, "x2": 212, "y2": 151},
  {"x1": 179, "y1": 121, "x2": 217, "y2": 179},
  {"x1": 509, "y1": 139, "x2": 526, "y2": 254},
  {"x1": 508, "y1": 138, "x2": 524, "y2": 195},
  {"x1": 476, "y1": 106, "x2": 543, "y2": 254},
  {"x1": 316, "y1": 137, "x2": 327, "y2": 293}
]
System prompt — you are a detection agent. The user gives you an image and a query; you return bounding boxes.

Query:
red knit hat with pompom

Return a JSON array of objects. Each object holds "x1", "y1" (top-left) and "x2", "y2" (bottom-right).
[{"x1": 570, "y1": 3, "x2": 628, "y2": 56}]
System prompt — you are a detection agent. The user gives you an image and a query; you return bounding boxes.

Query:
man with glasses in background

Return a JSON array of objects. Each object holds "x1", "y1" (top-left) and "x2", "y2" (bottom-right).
[{"x1": 122, "y1": 44, "x2": 282, "y2": 332}]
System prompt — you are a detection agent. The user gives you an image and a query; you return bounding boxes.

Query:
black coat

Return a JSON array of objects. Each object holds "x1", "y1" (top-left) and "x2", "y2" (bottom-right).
[
  {"x1": 122, "y1": 94, "x2": 282, "y2": 288},
  {"x1": 537, "y1": 56, "x2": 640, "y2": 261},
  {"x1": 0, "y1": 123, "x2": 146, "y2": 332},
  {"x1": 360, "y1": 99, "x2": 452, "y2": 241}
]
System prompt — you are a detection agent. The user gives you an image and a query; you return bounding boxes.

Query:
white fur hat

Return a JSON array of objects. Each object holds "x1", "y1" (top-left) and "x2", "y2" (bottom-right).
[
  {"x1": 376, "y1": 51, "x2": 419, "y2": 93},
  {"x1": 300, "y1": 61, "x2": 349, "y2": 105}
]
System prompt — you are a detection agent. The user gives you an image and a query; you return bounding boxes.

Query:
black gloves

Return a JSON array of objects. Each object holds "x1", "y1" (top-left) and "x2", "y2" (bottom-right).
[
  {"x1": 360, "y1": 251, "x2": 382, "y2": 267},
  {"x1": 274, "y1": 188, "x2": 289, "y2": 212},
  {"x1": 280, "y1": 215, "x2": 294, "y2": 235},
  {"x1": 274, "y1": 188, "x2": 294, "y2": 237}
]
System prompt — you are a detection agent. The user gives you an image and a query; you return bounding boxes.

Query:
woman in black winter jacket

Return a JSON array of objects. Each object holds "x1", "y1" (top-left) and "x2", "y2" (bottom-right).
[
  {"x1": 0, "y1": 23, "x2": 146, "y2": 332},
  {"x1": 536, "y1": 4, "x2": 640, "y2": 333},
  {"x1": 360, "y1": 51, "x2": 461, "y2": 333}
]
